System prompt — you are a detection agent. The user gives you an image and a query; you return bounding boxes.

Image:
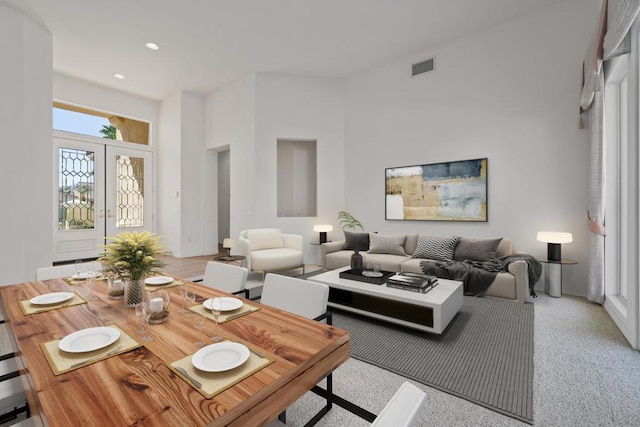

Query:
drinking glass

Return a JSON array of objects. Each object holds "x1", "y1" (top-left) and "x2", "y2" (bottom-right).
[
  {"x1": 135, "y1": 302, "x2": 153, "y2": 341},
  {"x1": 86, "y1": 263, "x2": 97, "y2": 300},
  {"x1": 210, "y1": 297, "x2": 223, "y2": 343},
  {"x1": 74, "y1": 260, "x2": 84, "y2": 280},
  {"x1": 178, "y1": 282, "x2": 188, "y2": 313},
  {"x1": 184, "y1": 291, "x2": 196, "y2": 318},
  {"x1": 194, "y1": 312, "x2": 207, "y2": 347}
]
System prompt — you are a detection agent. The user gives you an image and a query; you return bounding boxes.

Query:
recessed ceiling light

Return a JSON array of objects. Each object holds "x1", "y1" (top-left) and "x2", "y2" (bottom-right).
[
  {"x1": 114, "y1": 74, "x2": 125, "y2": 80},
  {"x1": 146, "y1": 42, "x2": 159, "y2": 50}
]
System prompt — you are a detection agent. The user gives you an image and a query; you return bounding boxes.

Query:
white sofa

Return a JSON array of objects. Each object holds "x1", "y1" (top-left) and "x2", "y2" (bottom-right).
[
  {"x1": 321, "y1": 233, "x2": 532, "y2": 304},
  {"x1": 237, "y1": 229, "x2": 305, "y2": 275}
]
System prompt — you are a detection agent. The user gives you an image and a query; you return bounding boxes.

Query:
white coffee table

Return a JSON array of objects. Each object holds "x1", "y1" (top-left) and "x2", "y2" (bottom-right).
[{"x1": 309, "y1": 267, "x2": 463, "y2": 334}]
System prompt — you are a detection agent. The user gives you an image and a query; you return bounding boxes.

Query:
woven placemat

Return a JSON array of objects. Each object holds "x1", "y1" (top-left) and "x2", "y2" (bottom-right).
[
  {"x1": 187, "y1": 302, "x2": 259, "y2": 324},
  {"x1": 62, "y1": 275, "x2": 106, "y2": 286},
  {"x1": 144, "y1": 280, "x2": 183, "y2": 291},
  {"x1": 40, "y1": 324, "x2": 142, "y2": 375},
  {"x1": 19, "y1": 292, "x2": 87, "y2": 315},
  {"x1": 170, "y1": 342, "x2": 273, "y2": 399}
]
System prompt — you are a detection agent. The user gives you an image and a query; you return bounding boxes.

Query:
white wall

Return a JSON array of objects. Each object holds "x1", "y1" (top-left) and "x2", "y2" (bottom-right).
[
  {"x1": 158, "y1": 91, "x2": 212, "y2": 258},
  {"x1": 343, "y1": 0, "x2": 599, "y2": 296},
  {"x1": 205, "y1": 76, "x2": 256, "y2": 241},
  {"x1": 253, "y1": 74, "x2": 345, "y2": 263},
  {"x1": 179, "y1": 92, "x2": 207, "y2": 257},
  {"x1": 205, "y1": 74, "x2": 345, "y2": 263},
  {"x1": 0, "y1": 5, "x2": 52, "y2": 283},
  {"x1": 158, "y1": 92, "x2": 183, "y2": 256}
]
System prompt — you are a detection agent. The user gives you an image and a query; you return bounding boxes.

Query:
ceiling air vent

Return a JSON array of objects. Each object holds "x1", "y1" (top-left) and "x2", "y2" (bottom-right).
[{"x1": 411, "y1": 58, "x2": 435, "y2": 77}]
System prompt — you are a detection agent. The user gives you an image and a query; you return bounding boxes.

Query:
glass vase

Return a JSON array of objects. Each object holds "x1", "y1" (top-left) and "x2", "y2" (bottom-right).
[
  {"x1": 124, "y1": 278, "x2": 144, "y2": 308},
  {"x1": 350, "y1": 249, "x2": 363, "y2": 271}
]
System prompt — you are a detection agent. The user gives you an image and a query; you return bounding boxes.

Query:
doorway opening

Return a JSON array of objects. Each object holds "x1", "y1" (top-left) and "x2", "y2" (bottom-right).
[{"x1": 217, "y1": 149, "x2": 230, "y2": 253}]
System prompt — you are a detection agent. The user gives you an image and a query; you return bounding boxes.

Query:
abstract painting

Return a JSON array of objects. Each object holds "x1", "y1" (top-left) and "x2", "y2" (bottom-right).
[{"x1": 385, "y1": 158, "x2": 487, "y2": 221}]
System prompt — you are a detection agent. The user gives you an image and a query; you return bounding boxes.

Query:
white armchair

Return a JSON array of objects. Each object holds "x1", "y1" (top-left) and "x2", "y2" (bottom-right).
[{"x1": 237, "y1": 229, "x2": 304, "y2": 276}]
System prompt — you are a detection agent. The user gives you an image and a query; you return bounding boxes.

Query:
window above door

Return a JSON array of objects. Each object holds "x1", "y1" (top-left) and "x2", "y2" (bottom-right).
[{"x1": 53, "y1": 102, "x2": 150, "y2": 145}]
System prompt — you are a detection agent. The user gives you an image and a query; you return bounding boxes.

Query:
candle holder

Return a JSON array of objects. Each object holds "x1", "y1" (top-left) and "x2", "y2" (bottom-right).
[
  {"x1": 147, "y1": 289, "x2": 170, "y2": 324},
  {"x1": 107, "y1": 277, "x2": 125, "y2": 300}
]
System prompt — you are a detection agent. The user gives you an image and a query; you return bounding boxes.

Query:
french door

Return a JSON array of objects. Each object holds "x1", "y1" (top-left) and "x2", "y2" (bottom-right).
[{"x1": 53, "y1": 134, "x2": 153, "y2": 262}]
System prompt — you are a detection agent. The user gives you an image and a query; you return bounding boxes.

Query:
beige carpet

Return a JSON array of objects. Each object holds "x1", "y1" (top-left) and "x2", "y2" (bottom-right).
[{"x1": 333, "y1": 297, "x2": 534, "y2": 423}]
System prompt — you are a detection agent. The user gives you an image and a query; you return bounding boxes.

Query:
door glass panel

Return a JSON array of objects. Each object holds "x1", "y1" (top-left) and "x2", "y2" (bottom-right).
[
  {"x1": 116, "y1": 155, "x2": 145, "y2": 228},
  {"x1": 58, "y1": 147, "x2": 95, "y2": 230}
]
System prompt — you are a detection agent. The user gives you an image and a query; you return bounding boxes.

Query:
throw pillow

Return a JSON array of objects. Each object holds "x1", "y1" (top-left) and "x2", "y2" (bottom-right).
[
  {"x1": 343, "y1": 231, "x2": 370, "y2": 251},
  {"x1": 367, "y1": 233, "x2": 407, "y2": 256},
  {"x1": 453, "y1": 237, "x2": 503, "y2": 262},
  {"x1": 412, "y1": 235, "x2": 460, "y2": 262}
]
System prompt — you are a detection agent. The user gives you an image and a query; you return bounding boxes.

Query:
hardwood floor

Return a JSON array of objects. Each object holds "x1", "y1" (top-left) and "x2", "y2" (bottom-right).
[
  {"x1": 157, "y1": 254, "x2": 220, "y2": 280},
  {"x1": 157, "y1": 252, "x2": 322, "y2": 283}
]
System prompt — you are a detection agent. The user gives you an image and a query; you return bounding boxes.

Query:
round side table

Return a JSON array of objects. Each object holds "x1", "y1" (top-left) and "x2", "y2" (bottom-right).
[
  {"x1": 537, "y1": 258, "x2": 577, "y2": 298},
  {"x1": 214, "y1": 255, "x2": 246, "y2": 266}
]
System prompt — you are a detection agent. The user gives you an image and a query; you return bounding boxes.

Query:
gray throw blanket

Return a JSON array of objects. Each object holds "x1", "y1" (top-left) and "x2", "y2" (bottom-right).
[{"x1": 420, "y1": 254, "x2": 542, "y2": 297}]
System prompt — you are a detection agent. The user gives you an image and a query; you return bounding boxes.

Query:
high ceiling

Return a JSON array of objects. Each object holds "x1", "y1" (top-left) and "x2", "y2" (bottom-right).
[{"x1": 2, "y1": 0, "x2": 566, "y2": 101}]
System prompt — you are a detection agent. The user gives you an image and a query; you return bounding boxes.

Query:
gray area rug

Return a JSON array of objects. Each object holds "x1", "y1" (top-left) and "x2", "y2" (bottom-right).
[{"x1": 332, "y1": 296, "x2": 534, "y2": 424}]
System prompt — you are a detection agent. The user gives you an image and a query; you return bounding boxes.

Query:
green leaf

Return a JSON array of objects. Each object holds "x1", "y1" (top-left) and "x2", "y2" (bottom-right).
[{"x1": 337, "y1": 211, "x2": 363, "y2": 231}]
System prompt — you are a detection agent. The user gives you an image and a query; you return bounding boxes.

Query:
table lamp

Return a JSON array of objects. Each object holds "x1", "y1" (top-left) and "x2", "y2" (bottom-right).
[
  {"x1": 537, "y1": 231, "x2": 572, "y2": 262},
  {"x1": 313, "y1": 224, "x2": 333, "y2": 244},
  {"x1": 222, "y1": 238, "x2": 234, "y2": 256}
]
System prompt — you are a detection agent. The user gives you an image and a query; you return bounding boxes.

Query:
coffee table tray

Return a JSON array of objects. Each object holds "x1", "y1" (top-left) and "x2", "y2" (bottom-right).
[{"x1": 339, "y1": 269, "x2": 395, "y2": 285}]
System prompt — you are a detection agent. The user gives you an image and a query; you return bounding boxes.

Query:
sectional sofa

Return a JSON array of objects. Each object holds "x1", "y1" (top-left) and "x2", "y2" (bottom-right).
[{"x1": 320, "y1": 232, "x2": 533, "y2": 304}]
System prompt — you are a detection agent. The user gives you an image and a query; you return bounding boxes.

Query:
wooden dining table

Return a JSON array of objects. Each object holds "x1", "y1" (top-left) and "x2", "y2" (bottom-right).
[{"x1": 0, "y1": 275, "x2": 350, "y2": 426}]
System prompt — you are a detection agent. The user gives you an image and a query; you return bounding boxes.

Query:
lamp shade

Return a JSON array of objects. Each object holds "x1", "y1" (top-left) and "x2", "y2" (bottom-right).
[
  {"x1": 222, "y1": 238, "x2": 235, "y2": 249},
  {"x1": 537, "y1": 231, "x2": 572, "y2": 262},
  {"x1": 536, "y1": 232, "x2": 573, "y2": 244},
  {"x1": 313, "y1": 224, "x2": 333, "y2": 244}
]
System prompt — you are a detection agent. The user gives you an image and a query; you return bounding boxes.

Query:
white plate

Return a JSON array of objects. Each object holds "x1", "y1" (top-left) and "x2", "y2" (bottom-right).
[
  {"x1": 203, "y1": 297, "x2": 243, "y2": 312},
  {"x1": 30, "y1": 292, "x2": 75, "y2": 306},
  {"x1": 192, "y1": 342, "x2": 250, "y2": 372},
  {"x1": 144, "y1": 276, "x2": 173, "y2": 286},
  {"x1": 362, "y1": 271, "x2": 383, "y2": 278},
  {"x1": 72, "y1": 272, "x2": 90, "y2": 280},
  {"x1": 58, "y1": 327, "x2": 120, "y2": 353}
]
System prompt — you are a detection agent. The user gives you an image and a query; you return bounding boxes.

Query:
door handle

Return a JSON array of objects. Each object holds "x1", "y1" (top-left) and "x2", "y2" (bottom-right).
[
  {"x1": 107, "y1": 209, "x2": 114, "y2": 218},
  {"x1": 98, "y1": 209, "x2": 105, "y2": 219}
]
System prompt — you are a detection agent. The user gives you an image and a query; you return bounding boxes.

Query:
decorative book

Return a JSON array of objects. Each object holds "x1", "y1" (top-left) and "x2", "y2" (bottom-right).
[{"x1": 386, "y1": 272, "x2": 438, "y2": 293}]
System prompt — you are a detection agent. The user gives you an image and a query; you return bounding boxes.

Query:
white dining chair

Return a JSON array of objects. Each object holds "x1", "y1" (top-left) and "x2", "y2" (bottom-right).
[
  {"x1": 36, "y1": 261, "x2": 102, "y2": 281},
  {"x1": 0, "y1": 353, "x2": 29, "y2": 424},
  {"x1": 370, "y1": 381, "x2": 426, "y2": 427},
  {"x1": 265, "y1": 381, "x2": 426, "y2": 427},
  {"x1": 201, "y1": 261, "x2": 249, "y2": 298},
  {"x1": 260, "y1": 274, "x2": 331, "y2": 425},
  {"x1": 260, "y1": 274, "x2": 330, "y2": 321}
]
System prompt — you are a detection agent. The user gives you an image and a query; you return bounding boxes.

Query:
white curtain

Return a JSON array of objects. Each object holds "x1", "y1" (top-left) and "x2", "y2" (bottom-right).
[
  {"x1": 581, "y1": 2, "x2": 607, "y2": 303},
  {"x1": 583, "y1": 0, "x2": 640, "y2": 303},
  {"x1": 587, "y1": 73, "x2": 605, "y2": 304},
  {"x1": 580, "y1": 1, "x2": 608, "y2": 116},
  {"x1": 603, "y1": 0, "x2": 640, "y2": 59}
]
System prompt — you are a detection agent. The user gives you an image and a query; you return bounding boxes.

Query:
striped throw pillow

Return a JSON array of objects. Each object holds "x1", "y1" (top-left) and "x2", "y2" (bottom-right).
[{"x1": 412, "y1": 235, "x2": 460, "y2": 261}]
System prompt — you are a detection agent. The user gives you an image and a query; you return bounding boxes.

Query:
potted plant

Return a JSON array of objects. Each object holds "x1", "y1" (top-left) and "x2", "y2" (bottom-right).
[
  {"x1": 337, "y1": 211, "x2": 365, "y2": 270},
  {"x1": 337, "y1": 211, "x2": 363, "y2": 231},
  {"x1": 100, "y1": 231, "x2": 169, "y2": 307}
]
